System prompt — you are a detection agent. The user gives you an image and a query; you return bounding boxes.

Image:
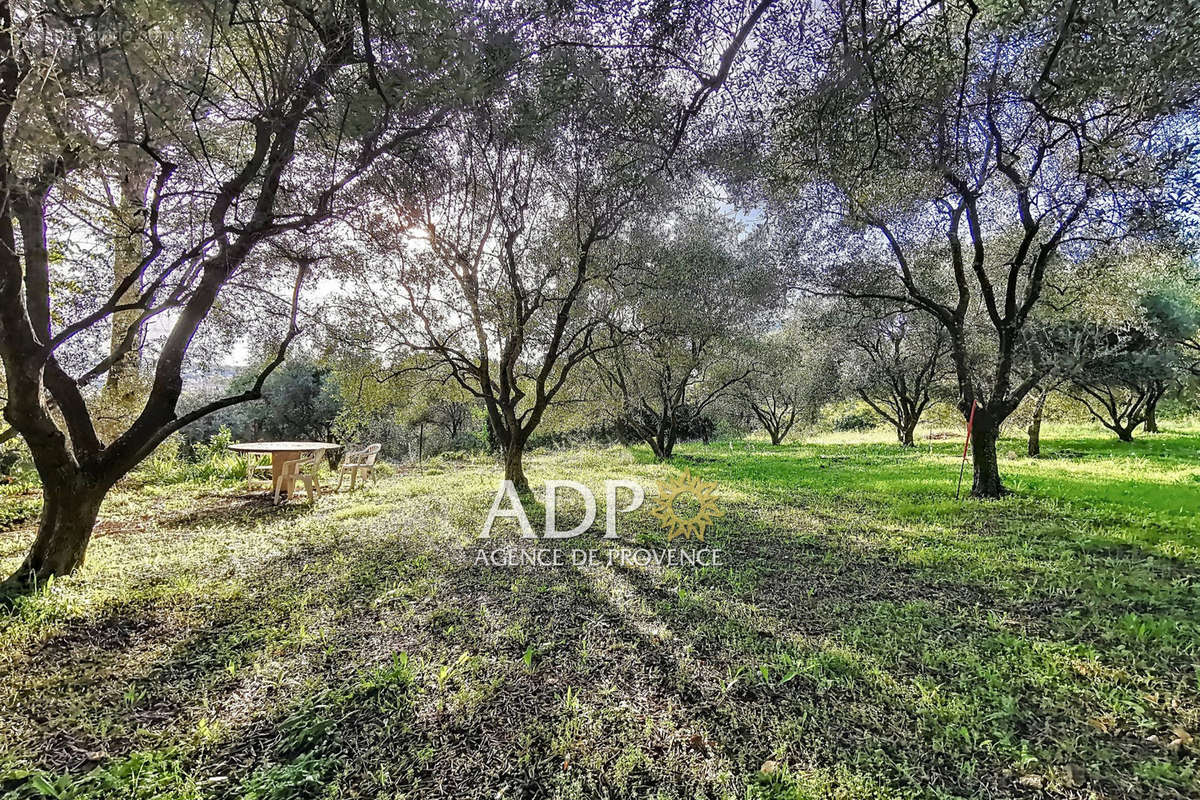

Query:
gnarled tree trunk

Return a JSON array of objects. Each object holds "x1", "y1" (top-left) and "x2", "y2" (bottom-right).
[
  {"x1": 970, "y1": 418, "x2": 1006, "y2": 499},
  {"x1": 647, "y1": 416, "x2": 677, "y2": 460},
  {"x1": 485, "y1": 416, "x2": 499, "y2": 454},
  {"x1": 1144, "y1": 380, "x2": 1165, "y2": 433},
  {"x1": 1027, "y1": 386, "x2": 1048, "y2": 457},
  {"x1": 1112, "y1": 423, "x2": 1137, "y2": 442},
  {"x1": 857, "y1": 389, "x2": 927, "y2": 449},
  {"x1": 748, "y1": 397, "x2": 797, "y2": 446},
  {"x1": 1071, "y1": 384, "x2": 1149, "y2": 444},
  {"x1": 503, "y1": 438, "x2": 528, "y2": 492},
  {"x1": 1144, "y1": 402, "x2": 1158, "y2": 433},
  {"x1": 7, "y1": 473, "x2": 107, "y2": 587},
  {"x1": 654, "y1": 438, "x2": 676, "y2": 460}
]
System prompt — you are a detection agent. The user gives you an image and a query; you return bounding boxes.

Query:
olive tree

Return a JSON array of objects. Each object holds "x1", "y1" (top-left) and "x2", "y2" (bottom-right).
[
  {"x1": 740, "y1": 318, "x2": 839, "y2": 445},
  {"x1": 1066, "y1": 295, "x2": 1200, "y2": 441},
  {"x1": 594, "y1": 211, "x2": 784, "y2": 459},
  {"x1": 768, "y1": 0, "x2": 1200, "y2": 496},
  {"x1": 344, "y1": 0, "x2": 777, "y2": 488},
  {"x1": 841, "y1": 307, "x2": 952, "y2": 447},
  {"x1": 0, "y1": 0, "x2": 503, "y2": 590}
]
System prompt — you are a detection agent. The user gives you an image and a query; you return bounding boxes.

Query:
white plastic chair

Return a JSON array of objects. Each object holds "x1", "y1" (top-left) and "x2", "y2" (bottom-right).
[
  {"x1": 336, "y1": 443, "x2": 381, "y2": 492},
  {"x1": 246, "y1": 454, "x2": 272, "y2": 491},
  {"x1": 273, "y1": 450, "x2": 323, "y2": 504}
]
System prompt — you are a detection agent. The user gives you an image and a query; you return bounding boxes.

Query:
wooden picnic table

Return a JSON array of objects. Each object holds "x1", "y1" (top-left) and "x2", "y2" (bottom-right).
[{"x1": 228, "y1": 441, "x2": 342, "y2": 496}]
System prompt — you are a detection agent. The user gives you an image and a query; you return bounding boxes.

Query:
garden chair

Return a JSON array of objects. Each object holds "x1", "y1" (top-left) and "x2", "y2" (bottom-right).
[
  {"x1": 273, "y1": 450, "x2": 323, "y2": 504},
  {"x1": 336, "y1": 443, "x2": 382, "y2": 492},
  {"x1": 246, "y1": 453, "x2": 272, "y2": 492}
]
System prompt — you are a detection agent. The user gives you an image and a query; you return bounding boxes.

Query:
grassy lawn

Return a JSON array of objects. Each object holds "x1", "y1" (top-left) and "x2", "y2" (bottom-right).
[{"x1": 1, "y1": 424, "x2": 1198, "y2": 799}]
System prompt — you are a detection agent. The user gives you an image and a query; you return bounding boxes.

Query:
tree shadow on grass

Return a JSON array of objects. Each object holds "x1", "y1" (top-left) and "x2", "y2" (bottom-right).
[
  {"x1": 1, "y1": 511, "x2": 949, "y2": 797},
  {"x1": 589, "y1": 505, "x2": 1200, "y2": 799},
  {"x1": 156, "y1": 494, "x2": 318, "y2": 529},
  {"x1": 3, "y1": 481, "x2": 1198, "y2": 799}
]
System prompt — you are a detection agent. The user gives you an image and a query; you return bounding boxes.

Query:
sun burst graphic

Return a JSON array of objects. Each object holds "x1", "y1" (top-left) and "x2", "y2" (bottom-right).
[{"x1": 649, "y1": 469, "x2": 723, "y2": 542}]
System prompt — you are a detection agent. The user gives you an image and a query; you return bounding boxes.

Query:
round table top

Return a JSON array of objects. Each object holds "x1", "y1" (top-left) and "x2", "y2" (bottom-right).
[{"x1": 228, "y1": 441, "x2": 342, "y2": 453}]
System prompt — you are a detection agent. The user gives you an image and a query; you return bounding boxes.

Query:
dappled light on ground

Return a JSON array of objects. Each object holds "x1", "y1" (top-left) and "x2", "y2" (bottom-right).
[{"x1": 2, "y1": 426, "x2": 1198, "y2": 798}]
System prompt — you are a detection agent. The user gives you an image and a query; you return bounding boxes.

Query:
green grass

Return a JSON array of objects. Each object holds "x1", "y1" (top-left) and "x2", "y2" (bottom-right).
[{"x1": 1, "y1": 424, "x2": 1198, "y2": 799}]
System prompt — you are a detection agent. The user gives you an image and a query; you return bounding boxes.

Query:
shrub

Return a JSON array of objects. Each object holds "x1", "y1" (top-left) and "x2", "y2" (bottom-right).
[
  {"x1": 0, "y1": 488, "x2": 39, "y2": 531},
  {"x1": 135, "y1": 428, "x2": 247, "y2": 485},
  {"x1": 833, "y1": 408, "x2": 878, "y2": 431},
  {"x1": 0, "y1": 441, "x2": 41, "y2": 530},
  {"x1": 0, "y1": 440, "x2": 36, "y2": 484}
]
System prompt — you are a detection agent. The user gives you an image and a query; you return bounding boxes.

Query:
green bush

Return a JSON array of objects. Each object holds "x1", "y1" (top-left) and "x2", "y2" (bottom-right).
[
  {"x1": 135, "y1": 428, "x2": 247, "y2": 485},
  {"x1": 0, "y1": 440, "x2": 36, "y2": 482},
  {"x1": 832, "y1": 407, "x2": 878, "y2": 431},
  {"x1": 0, "y1": 488, "x2": 39, "y2": 531}
]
